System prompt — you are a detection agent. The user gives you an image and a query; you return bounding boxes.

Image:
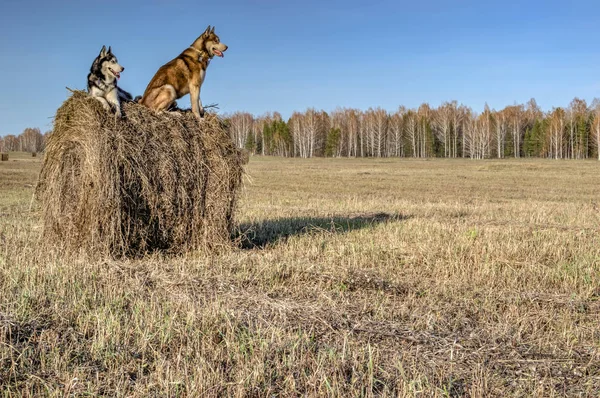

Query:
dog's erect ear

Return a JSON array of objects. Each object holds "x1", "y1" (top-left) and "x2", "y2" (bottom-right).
[
  {"x1": 210, "y1": 26, "x2": 215, "y2": 34},
  {"x1": 100, "y1": 45, "x2": 107, "y2": 57},
  {"x1": 203, "y1": 25, "x2": 211, "y2": 37},
  {"x1": 107, "y1": 46, "x2": 112, "y2": 54}
]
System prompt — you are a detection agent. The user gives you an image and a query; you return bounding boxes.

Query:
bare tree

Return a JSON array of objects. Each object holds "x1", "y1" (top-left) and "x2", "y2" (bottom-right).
[
  {"x1": 463, "y1": 110, "x2": 478, "y2": 159},
  {"x1": 301, "y1": 109, "x2": 317, "y2": 158},
  {"x1": 454, "y1": 105, "x2": 467, "y2": 158},
  {"x1": 288, "y1": 112, "x2": 304, "y2": 157},
  {"x1": 546, "y1": 108, "x2": 565, "y2": 159},
  {"x1": 433, "y1": 102, "x2": 456, "y2": 158},
  {"x1": 494, "y1": 108, "x2": 508, "y2": 158},
  {"x1": 505, "y1": 105, "x2": 524, "y2": 158},
  {"x1": 417, "y1": 104, "x2": 432, "y2": 158},
  {"x1": 19, "y1": 127, "x2": 43, "y2": 153},
  {"x1": 479, "y1": 104, "x2": 493, "y2": 159},
  {"x1": 2, "y1": 135, "x2": 19, "y2": 152},
  {"x1": 463, "y1": 110, "x2": 491, "y2": 159},
  {"x1": 404, "y1": 110, "x2": 419, "y2": 158},
  {"x1": 228, "y1": 112, "x2": 254, "y2": 150},
  {"x1": 290, "y1": 109, "x2": 327, "y2": 158},
  {"x1": 567, "y1": 98, "x2": 589, "y2": 159},
  {"x1": 388, "y1": 107, "x2": 405, "y2": 157},
  {"x1": 363, "y1": 108, "x2": 388, "y2": 157},
  {"x1": 345, "y1": 109, "x2": 361, "y2": 157},
  {"x1": 360, "y1": 111, "x2": 373, "y2": 157},
  {"x1": 591, "y1": 98, "x2": 600, "y2": 160}
]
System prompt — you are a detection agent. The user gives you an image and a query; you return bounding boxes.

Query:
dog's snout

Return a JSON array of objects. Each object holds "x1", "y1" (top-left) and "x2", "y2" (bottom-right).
[
  {"x1": 224, "y1": 45, "x2": 228, "y2": 51},
  {"x1": 121, "y1": 67, "x2": 125, "y2": 72}
]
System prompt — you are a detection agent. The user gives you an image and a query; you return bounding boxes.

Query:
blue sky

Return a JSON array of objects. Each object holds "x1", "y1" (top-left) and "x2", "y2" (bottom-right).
[{"x1": 1, "y1": 0, "x2": 600, "y2": 135}]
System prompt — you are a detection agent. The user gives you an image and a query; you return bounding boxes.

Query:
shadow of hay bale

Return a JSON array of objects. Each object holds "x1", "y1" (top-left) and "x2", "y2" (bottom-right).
[
  {"x1": 36, "y1": 91, "x2": 245, "y2": 258},
  {"x1": 237, "y1": 212, "x2": 410, "y2": 249}
]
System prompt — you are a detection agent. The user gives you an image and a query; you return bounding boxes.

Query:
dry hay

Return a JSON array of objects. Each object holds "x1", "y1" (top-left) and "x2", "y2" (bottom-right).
[{"x1": 36, "y1": 91, "x2": 245, "y2": 258}]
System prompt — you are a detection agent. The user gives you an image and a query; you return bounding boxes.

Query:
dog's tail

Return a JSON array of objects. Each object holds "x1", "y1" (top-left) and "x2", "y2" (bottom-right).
[{"x1": 134, "y1": 95, "x2": 143, "y2": 103}]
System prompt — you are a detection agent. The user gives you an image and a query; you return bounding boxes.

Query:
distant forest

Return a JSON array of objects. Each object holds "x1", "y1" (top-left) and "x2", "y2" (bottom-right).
[
  {"x1": 0, "y1": 128, "x2": 45, "y2": 153},
  {"x1": 3, "y1": 98, "x2": 600, "y2": 160},
  {"x1": 226, "y1": 98, "x2": 600, "y2": 160}
]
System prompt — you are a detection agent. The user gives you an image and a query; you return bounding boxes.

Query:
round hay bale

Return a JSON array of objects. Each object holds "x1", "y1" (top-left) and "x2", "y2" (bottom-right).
[{"x1": 36, "y1": 91, "x2": 245, "y2": 258}]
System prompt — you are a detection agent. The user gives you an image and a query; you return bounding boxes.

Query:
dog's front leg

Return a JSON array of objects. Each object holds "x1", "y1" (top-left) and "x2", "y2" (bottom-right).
[
  {"x1": 106, "y1": 89, "x2": 122, "y2": 118},
  {"x1": 198, "y1": 85, "x2": 204, "y2": 117},
  {"x1": 189, "y1": 84, "x2": 204, "y2": 119},
  {"x1": 92, "y1": 96, "x2": 111, "y2": 111}
]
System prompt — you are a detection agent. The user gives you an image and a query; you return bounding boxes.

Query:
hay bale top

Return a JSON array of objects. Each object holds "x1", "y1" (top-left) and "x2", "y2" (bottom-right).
[{"x1": 37, "y1": 91, "x2": 245, "y2": 258}]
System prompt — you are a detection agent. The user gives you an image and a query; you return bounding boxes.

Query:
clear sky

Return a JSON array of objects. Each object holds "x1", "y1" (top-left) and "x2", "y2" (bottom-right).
[{"x1": 1, "y1": 0, "x2": 600, "y2": 135}]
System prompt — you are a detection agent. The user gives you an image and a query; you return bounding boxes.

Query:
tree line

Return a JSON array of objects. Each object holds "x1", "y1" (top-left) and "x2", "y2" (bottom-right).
[
  {"x1": 225, "y1": 98, "x2": 600, "y2": 160},
  {"x1": 0, "y1": 128, "x2": 47, "y2": 153},
  {"x1": 3, "y1": 97, "x2": 600, "y2": 160}
]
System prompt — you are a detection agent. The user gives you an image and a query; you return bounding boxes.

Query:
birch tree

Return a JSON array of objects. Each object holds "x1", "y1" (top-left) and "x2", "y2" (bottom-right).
[
  {"x1": 433, "y1": 102, "x2": 455, "y2": 158},
  {"x1": 494, "y1": 108, "x2": 508, "y2": 158},
  {"x1": 363, "y1": 107, "x2": 388, "y2": 157},
  {"x1": 567, "y1": 98, "x2": 589, "y2": 159},
  {"x1": 345, "y1": 109, "x2": 361, "y2": 157},
  {"x1": 591, "y1": 98, "x2": 600, "y2": 160},
  {"x1": 417, "y1": 104, "x2": 432, "y2": 158},
  {"x1": 547, "y1": 108, "x2": 565, "y2": 159},
  {"x1": 228, "y1": 112, "x2": 254, "y2": 150},
  {"x1": 2, "y1": 135, "x2": 19, "y2": 152},
  {"x1": 506, "y1": 105, "x2": 524, "y2": 158},
  {"x1": 291, "y1": 109, "x2": 327, "y2": 158},
  {"x1": 404, "y1": 110, "x2": 419, "y2": 158},
  {"x1": 19, "y1": 128, "x2": 43, "y2": 152},
  {"x1": 388, "y1": 107, "x2": 405, "y2": 157}
]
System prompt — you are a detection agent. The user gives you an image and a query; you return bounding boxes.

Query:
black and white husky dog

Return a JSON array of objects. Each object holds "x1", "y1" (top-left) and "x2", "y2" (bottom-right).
[{"x1": 87, "y1": 45, "x2": 132, "y2": 117}]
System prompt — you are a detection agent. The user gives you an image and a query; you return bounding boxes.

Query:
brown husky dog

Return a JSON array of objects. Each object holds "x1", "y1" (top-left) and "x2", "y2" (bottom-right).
[{"x1": 140, "y1": 26, "x2": 228, "y2": 119}]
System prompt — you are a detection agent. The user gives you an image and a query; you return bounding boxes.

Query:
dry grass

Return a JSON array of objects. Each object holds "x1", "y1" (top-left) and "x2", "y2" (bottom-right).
[
  {"x1": 1, "y1": 155, "x2": 600, "y2": 396},
  {"x1": 36, "y1": 91, "x2": 244, "y2": 257}
]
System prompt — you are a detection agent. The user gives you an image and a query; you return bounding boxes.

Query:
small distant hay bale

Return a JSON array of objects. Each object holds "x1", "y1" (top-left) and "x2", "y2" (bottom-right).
[
  {"x1": 36, "y1": 91, "x2": 245, "y2": 258},
  {"x1": 1, "y1": 153, "x2": 7, "y2": 161},
  {"x1": 31, "y1": 152, "x2": 37, "y2": 157}
]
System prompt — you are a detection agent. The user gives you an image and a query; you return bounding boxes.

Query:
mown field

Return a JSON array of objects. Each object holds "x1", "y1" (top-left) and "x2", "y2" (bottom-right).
[{"x1": 1, "y1": 152, "x2": 599, "y2": 397}]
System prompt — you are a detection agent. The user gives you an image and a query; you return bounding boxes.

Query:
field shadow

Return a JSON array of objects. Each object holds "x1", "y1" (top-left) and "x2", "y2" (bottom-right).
[{"x1": 237, "y1": 212, "x2": 409, "y2": 249}]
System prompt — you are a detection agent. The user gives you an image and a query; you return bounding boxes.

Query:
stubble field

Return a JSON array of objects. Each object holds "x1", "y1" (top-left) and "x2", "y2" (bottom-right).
[{"x1": 1, "y1": 153, "x2": 599, "y2": 396}]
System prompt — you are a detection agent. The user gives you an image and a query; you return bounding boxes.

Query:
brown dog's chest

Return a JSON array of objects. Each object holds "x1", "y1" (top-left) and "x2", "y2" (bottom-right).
[
  {"x1": 198, "y1": 68, "x2": 206, "y2": 85},
  {"x1": 188, "y1": 57, "x2": 209, "y2": 87}
]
